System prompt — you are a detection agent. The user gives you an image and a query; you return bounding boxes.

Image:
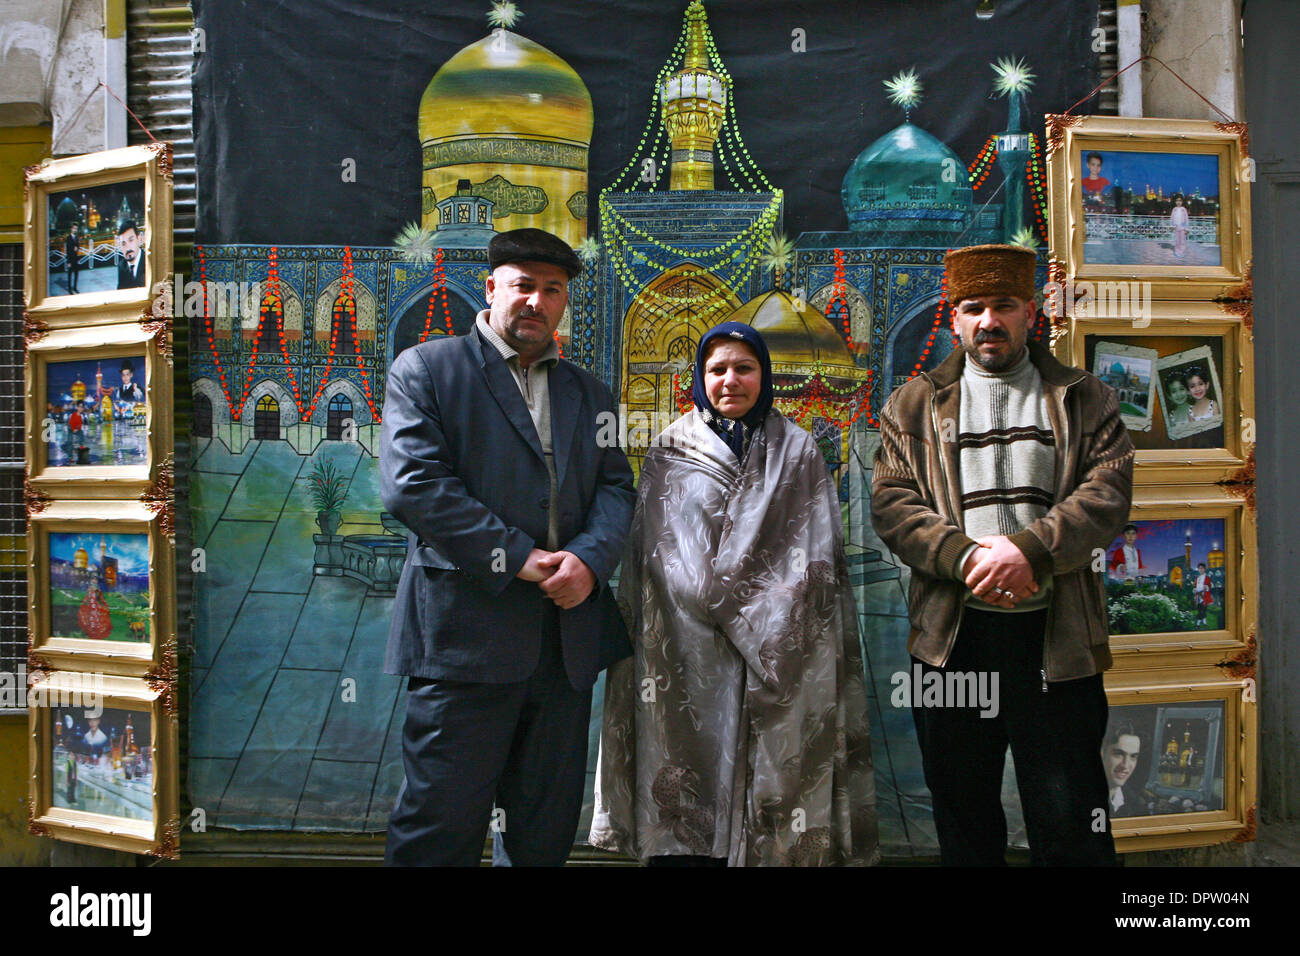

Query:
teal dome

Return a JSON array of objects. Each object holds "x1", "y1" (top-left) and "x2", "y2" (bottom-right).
[{"x1": 841, "y1": 122, "x2": 973, "y2": 238}]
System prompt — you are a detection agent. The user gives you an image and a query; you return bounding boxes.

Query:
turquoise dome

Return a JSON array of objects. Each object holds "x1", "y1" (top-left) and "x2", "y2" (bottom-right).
[{"x1": 841, "y1": 122, "x2": 974, "y2": 237}]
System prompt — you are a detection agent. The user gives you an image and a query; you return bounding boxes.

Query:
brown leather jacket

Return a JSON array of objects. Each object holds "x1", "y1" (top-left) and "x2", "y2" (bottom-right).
[{"x1": 870, "y1": 339, "x2": 1134, "y2": 681}]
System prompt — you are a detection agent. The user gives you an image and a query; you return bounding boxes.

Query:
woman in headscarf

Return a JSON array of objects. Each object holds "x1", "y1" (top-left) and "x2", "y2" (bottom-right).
[{"x1": 590, "y1": 322, "x2": 878, "y2": 866}]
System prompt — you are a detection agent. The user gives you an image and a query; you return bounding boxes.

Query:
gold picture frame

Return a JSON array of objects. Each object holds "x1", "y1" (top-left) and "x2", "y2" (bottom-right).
[
  {"x1": 28, "y1": 671, "x2": 179, "y2": 858},
  {"x1": 1046, "y1": 115, "x2": 1251, "y2": 301},
  {"x1": 1058, "y1": 302, "x2": 1254, "y2": 485},
  {"x1": 29, "y1": 501, "x2": 173, "y2": 675},
  {"x1": 23, "y1": 143, "x2": 173, "y2": 323},
  {"x1": 26, "y1": 322, "x2": 171, "y2": 498},
  {"x1": 1102, "y1": 668, "x2": 1256, "y2": 852},
  {"x1": 1103, "y1": 485, "x2": 1255, "y2": 669}
]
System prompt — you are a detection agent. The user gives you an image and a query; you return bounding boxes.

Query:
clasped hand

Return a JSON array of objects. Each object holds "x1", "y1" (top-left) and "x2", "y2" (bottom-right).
[
  {"x1": 962, "y1": 536, "x2": 1037, "y2": 610},
  {"x1": 517, "y1": 548, "x2": 595, "y2": 610}
]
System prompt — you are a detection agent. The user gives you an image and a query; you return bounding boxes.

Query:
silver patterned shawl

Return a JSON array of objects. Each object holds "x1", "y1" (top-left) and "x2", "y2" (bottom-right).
[{"x1": 589, "y1": 408, "x2": 878, "y2": 866}]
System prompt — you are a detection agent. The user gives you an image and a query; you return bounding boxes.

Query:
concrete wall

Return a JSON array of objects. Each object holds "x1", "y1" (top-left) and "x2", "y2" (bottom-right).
[
  {"x1": 1142, "y1": 0, "x2": 1245, "y2": 121},
  {"x1": 0, "y1": 0, "x2": 110, "y2": 156},
  {"x1": 48, "y1": 0, "x2": 108, "y2": 155}
]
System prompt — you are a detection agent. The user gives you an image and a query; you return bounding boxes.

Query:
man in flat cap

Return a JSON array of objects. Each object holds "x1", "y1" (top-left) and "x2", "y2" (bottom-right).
[
  {"x1": 871, "y1": 243, "x2": 1134, "y2": 865},
  {"x1": 381, "y1": 228, "x2": 635, "y2": 865}
]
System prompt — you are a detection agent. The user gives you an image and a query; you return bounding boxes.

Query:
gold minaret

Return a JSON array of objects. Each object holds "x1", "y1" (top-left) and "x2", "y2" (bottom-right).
[{"x1": 662, "y1": 1, "x2": 726, "y2": 190}]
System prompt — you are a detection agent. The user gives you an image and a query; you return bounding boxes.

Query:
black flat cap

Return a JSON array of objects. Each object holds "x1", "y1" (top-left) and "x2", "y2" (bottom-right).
[{"x1": 487, "y1": 228, "x2": 582, "y2": 278}]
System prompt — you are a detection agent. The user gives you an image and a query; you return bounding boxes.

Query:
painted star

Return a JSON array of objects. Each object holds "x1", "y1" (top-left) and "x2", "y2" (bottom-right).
[
  {"x1": 992, "y1": 56, "x2": 1036, "y2": 96},
  {"x1": 393, "y1": 222, "x2": 436, "y2": 264},
  {"x1": 487, "y1": 1, "x2": 522, "y2": 30},
  {"x1": 884, "y1": 68, "x2": 924, "y2": 113}
]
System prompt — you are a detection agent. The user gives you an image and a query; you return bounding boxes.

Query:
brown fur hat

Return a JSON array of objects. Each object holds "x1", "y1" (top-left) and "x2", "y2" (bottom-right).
[{"x1": 944, "y1": 244, "x2": 1036, "y2": 304}]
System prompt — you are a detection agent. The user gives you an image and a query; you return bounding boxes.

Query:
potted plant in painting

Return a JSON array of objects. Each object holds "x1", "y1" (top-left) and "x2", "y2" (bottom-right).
[{"x1": 307, "y1": 459, "x2": 347, "y2": 535}]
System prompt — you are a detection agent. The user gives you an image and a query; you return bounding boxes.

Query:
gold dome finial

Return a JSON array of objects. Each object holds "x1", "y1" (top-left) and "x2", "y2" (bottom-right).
[
  {"x1": 418, "y1": 14, "x2": 592, "y2": 246},
  {"x1": 662, "y1": 1, "x2": 726, "y2": 190},
  {"x1": 682, "y1": 1, "x2": 710, "y2": 71}
]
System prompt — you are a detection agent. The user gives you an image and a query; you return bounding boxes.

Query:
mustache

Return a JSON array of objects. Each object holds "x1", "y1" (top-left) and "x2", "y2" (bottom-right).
[{"x1": 974, "y1": 329, "x2": 1009, "y2": 343}]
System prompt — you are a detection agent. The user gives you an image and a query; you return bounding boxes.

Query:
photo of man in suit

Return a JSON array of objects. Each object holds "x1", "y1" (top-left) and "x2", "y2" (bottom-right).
[
  {"x1": 116, "y1": 220, "x2": 146, "y2": 289},
  {"x1": 381, "y1": 228, "x2": 635, "y2": 866},
  {"x1": 64, "y1": 223, "x2": 81, "y2": 294},
  {"x1": 115, "y1": 359, "x2": 146, "y2": 405},
  {"x1": 1101, "y1": 721, "x2": 1148, "y2": 819}
]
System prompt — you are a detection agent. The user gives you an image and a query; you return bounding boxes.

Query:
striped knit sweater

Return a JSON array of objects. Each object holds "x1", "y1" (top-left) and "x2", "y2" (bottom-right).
[{"x1": 959, "y1": 349, "x2": 1056, "y2": 612}]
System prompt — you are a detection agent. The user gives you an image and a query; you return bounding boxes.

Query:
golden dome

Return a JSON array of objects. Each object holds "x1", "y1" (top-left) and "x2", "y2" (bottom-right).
[
  {"x1": 418, "y1": 28, "x2": 592, "y2": 246},
  {"x1": 419, "y1": 29, "x2": 592, "y2": 148},
  {"x1": 73, "y1": 547, "x2": 89, "y2": 569},
  {"x1": 728, "y1": 291, "x2": 867, "y2": 382}
]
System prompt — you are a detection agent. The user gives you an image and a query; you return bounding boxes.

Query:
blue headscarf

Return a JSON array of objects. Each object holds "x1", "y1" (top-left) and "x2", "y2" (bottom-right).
[{"x1": 692, "y1": 321, "x2": 774, "y2": 461}]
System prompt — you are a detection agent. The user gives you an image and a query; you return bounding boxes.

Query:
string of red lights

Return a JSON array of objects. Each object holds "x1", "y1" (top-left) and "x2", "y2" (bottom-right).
[{"x1": 196, "y1": 245, "x2": 238, "y2": 420}]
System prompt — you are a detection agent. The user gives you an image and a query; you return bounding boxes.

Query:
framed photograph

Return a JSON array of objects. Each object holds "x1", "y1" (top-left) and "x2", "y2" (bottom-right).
[
  {"x1": 1102, "y1": 671, "x2": 1256, "y2": 851},
  {"x1": 23, "y1": 144, "x2": 172, "y2": 322},
  {"x1": 1046, "y1": 116, "x2": 1251, "y2": 300},
  {"x1": 28, "y1": 501, "x2": 172, "y2": 673},
  {"x1": 1103, "y1": 485, "x2": 1255, "y2": 665},
  {"x1": 1155, "y1": 346, "x2": 1223, "y2": 441},
  {"x1": 1091, "y1": 340, "x2": 1157, "y2": 432},
  {"x1": 1066, "y1": 303, "x2": 1253, "y2": 484},
  {"x1": 25, "y1": 323, "x2": 170, "y2": 496},
  {"x1": 29, "y1": 672, "x2": 178, "y2": 857}
]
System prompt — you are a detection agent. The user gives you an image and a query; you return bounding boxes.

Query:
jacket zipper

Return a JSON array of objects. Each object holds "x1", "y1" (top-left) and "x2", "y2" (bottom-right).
[
  {"x1": 928, "y1": 383, "x2": 965, "y2": 666},
  {"x1": 1041, "y1": 374, "x2": 1082, "y2": 693}
]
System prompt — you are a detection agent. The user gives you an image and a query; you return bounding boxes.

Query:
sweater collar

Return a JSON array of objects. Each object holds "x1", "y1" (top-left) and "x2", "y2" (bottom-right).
[{"x1": 963, "y1": 347, "x2": 1032, "y2": 380}]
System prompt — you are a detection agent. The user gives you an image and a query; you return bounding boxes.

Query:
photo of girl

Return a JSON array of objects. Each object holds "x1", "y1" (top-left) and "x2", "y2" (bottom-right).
[
  {"x1": 1185, "y1": 365, "x2": 1219, "y2": 423},
  {"x1": 1080, "y1": 150, "x2": 1221, "y2": 267},
  {"x1": 1156, "y1": 347, "x2": 1223, "y2": 440},
  {"x1": 1170, "y1": 193, "x2": 1191, "y2": 259},
  {"x1": 1164, "y1": 373, "x2": 1192, "y2": 425}
]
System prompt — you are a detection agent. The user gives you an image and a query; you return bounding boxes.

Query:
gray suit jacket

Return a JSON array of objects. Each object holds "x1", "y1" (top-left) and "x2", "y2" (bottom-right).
[{"x1": 380, "y1": 325, "x2": 635, "y2": 689}]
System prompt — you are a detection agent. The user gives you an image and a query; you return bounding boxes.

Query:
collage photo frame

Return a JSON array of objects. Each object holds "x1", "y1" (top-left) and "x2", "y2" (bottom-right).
[
  {"x1": 27, "y1": 501, "x2": 172, "y2": 674},
  {"x1": 1101, "y1": 670, "x2": 1257, "y2": 851},
  {"x1": 1063, "y1": 303, "x2": 1254, "y2": 485},
  {"x1": 27, "y1": 672, "x2": 178, "y2": 857},
  {"x1": 23, "y1": 144, "x2": 173, "y2": 323},
  {"x1": 1046, "y1": 115, "x2": 1252, "y2": 301},
  {"x1": 1104, "y1": 485, "x2": 1256, "y2": 667},
  {"x1": 25, "y1": 322, "x2": 171, "y2": 498}
]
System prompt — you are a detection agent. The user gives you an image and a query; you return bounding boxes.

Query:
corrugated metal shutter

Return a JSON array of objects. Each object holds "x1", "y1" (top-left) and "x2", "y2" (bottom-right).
[
  {"x1": 126, "y1": 0, "x2": 195, "y2": 262},
  {"x1": 1097, "y1": 0, "x2": 1119, "y2": 115}
]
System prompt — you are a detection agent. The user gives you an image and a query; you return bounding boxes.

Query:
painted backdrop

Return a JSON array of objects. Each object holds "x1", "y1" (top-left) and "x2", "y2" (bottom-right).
[{"x1": 188, "y1": 0, "x2": 1101, "y2": 854}]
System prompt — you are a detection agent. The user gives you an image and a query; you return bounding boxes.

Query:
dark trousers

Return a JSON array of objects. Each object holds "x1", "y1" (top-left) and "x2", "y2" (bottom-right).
[
  {"x1": 911, "y1": 607, "x2": 1116, "y2": 866},
  {"x1": 385, "y1": 614, "x2": 592, "y2": 867}
]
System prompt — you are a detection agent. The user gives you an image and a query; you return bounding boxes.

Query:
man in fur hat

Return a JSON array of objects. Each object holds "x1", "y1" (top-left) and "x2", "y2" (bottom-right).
[{"x1": 871, "y1": 244, "x2": 1134, "y2": 865}]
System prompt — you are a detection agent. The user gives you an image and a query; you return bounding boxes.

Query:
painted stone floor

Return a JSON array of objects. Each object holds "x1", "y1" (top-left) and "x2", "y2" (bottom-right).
[{"x1": 186, "y1": 436, "x2": 1026, "y2": 854}]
